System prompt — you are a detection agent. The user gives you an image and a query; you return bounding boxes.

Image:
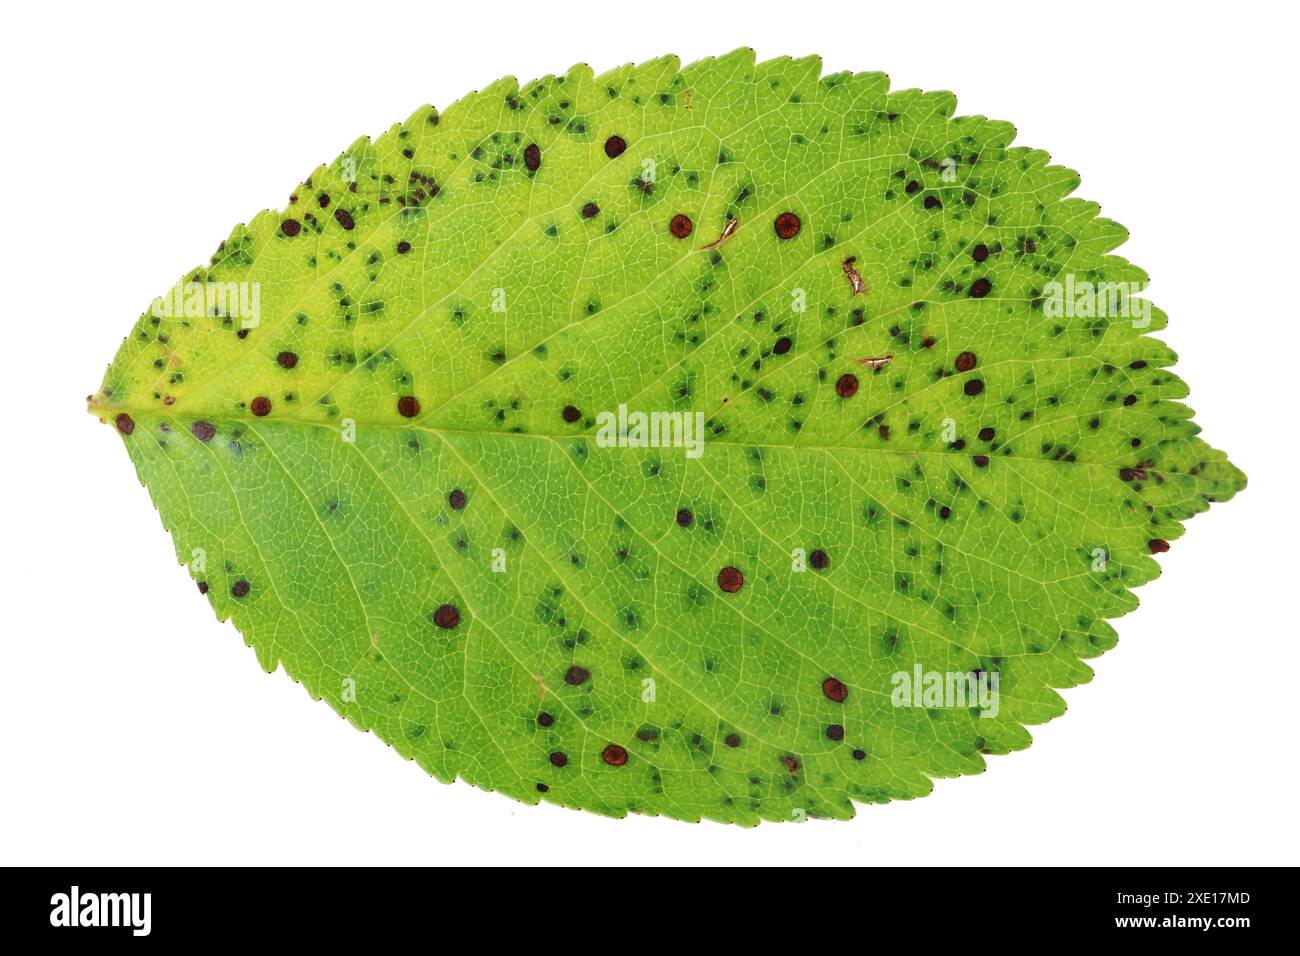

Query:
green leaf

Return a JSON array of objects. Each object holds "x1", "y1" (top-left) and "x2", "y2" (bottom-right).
[{"x1": 90, "y1": 50, "x2": 1245, "y2": 824}]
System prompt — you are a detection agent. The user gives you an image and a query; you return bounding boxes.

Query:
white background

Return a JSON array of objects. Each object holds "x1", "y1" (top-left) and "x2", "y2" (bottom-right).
[{"x1": 2, "y1": 1, "x2": 1295, "y2": 866}]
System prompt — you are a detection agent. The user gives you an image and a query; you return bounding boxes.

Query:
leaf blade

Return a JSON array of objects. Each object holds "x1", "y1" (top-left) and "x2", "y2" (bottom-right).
[{"x1": 91, "y1": 50, "x2": 1245, "y2": 823}]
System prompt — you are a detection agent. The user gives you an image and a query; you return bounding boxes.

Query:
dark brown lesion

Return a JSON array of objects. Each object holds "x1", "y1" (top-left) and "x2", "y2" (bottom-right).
[
  {"x1": 1119, "y1": 460, "x2": 1155, "y2": 482},
  {"x1": 841, "y1": 256, "x2": 867, "y2": 295}
]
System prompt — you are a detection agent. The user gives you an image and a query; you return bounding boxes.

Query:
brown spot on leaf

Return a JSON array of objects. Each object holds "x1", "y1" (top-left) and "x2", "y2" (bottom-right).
[
  {"x1": 397, "y1": 395, "x2": 420, "y2": 418},
  {"x1": 281, "y1": 219, "x2": 301, "y2": 237},
  {"x1": 779, "y1": 755, "x2": 800, "y2": 774},
  {"x1": 191, "y1": 421, "x2": 216, "y2": 442},
  {"x1": 1149, "y1": 538, "x2": 1170, "y2": 554},
  {"x1": 250, "y1": 397, "x2": 272, "y2": 416},
  {"x1": 564, "y1": 665, "x2": 590, "y2": 686},
  {"x1": 448, "y1": 488, "x2": 467, "y2": 510},
  {"x1": 334, "y1": 208, "x2": 355, "y2": 230},
  {"x1": 549, "y1": 751, "x2": 568, "y2": 768},
  {"x1": 433, "y1": 603, "x2": 460, "y2": 629},
  {"x1": 231, "y1": 579, "x2": 250, "y2": 598},
  {"x1": 700, "y1": 217, "x2": 739, "y2": 250},
  {"x1": 524, "y1": 143, "x2": 541, "y2": 171},
  {"x1": 561, "y1": 404, "x2": 582, "y2": 424},
  {"x1": 669, "y1": 213, "x2": 693, "y2": 238},
  {"x1": 601, "y1": 743, "x2": 629, "y2": 766},
  {"x1": 114, "y1": 413, "x2": 135, "y2": 435},
  {"x1": 276, "y1": 351, "x2": 298, "y2": 369},
  {"x1": 955, "y1": 351, "x2": 977, "y2": 373},
  {"x1": 603, "y1": 135, "x2": 627, "y2": 158},
  {"x1": 826, "y1": 724, "x2": 845, "y2": 741},
  {"x1": 969, "y1": 277, "x2": 992, "y2": 298},
  {"x1": 717, "y1": 566, "x2": 744, "y2": 593},
  {"x1": 773, "y1": 211, "x2": 801, "y2": 239},
  {"x1": 822, "y1": 676, "x2": 848, "y2": 703},
  {"x1": 835, "y1": 373, "x2": 859, "y2": 398},
  {"x1": 841, "y1": 257, "x2": 867, "y2": 295}
]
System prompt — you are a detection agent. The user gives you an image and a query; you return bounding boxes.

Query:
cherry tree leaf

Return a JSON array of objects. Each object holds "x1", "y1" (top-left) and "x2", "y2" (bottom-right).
[{"x1": 90, "y1": 50, "x2": 1245, "y2": 824}]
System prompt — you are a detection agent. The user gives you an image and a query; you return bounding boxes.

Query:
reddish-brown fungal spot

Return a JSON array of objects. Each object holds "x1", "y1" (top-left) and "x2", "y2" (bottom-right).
[
  {"x1": 433, "y1": 603, "x2": 460, "y2": 629},
  {"x1": 954, "y1": 351, "x2": 977, "y2": 373},
  {"x1": 537, "y1": 712, "x2": 555, "y2": 727},
  {"x1": 581, "y1": 202, "x2": 599, "y2": 219},
  {"x1": 276, "y1": 351, "x2": 298, "y2": 369},
  {"x1": 536, "y1": 782, "x2": 549, "y2": 793},
  {"x1": 523, "y1": 143, "x2": 541, "y2": 171},
  {"x1": 717, "y1": 566, "x2": 744, "y2": 593},
  {"x1": 978, "y1": 426, "x2": 996, "y2": 441},
  {"x1": 779, "y1": 755, "x2": 801, "y2": 774},
  {"x1": 603, "y1": 135, "x2": 627, "y2": 158},
  {"x1": 549, "y1": 751, "x2": 568, "y2": 768},
  {"x1": 971, "y1": 243, "x2": 989, "y2": 262},
  {"x1": 114, "y1": 413, "x2": 135, "y2": 435},
  {"x1": 334, "y1": 208, "x2": 355, "y2": 230},
  {"x1": 852, "y1": 748, "x2": 867, "y2": 761},
  {"x1": 969, "y1": 277, "x2": 992, "y2": 298},
  {"x1": 773, "y1": 336, "x2": 793, "y2": 355},
  {"x1": 601, "y1": 743, "x2": 629, "y2": 766},
  {"x1": 281, "y1": 218, "x2": 301, "y2": 237},
  {"x1": 197, "y1": 581, "x2": 209, "y2": 595},
  {"x1": 724, "y1": 733, "x2": 742, "y2": 748},
  {"x1": 564, "y1": 665, "x2": 590, "y2": 686},
  {"x1": 773, "y1": 211, "x2": 801, "y2": 239},
  {"x1": 963, "y1": 378, "x2": 985, "y2": 397},
  {"x1": 231, "y1": 579, "x2": 250, "y2": 598},
  {"x1": 822, "y1": 676, "x2": 848, "y2": 703},
  {"x1": 826, "y1": 723, "x2": 845, "y2": 741},
  {"x1": 835, "y1": 373, "x2": 859, "y2": 398},
  {"x1": 675, "y1": 508, "x2": 694, "y2": 528},
  {"x1": 669, "y1": 213, "x2": 693, "y2": 238},
  {"x1": 972, "y1": 454, "x2": 990, "y2": 468},
  {"x1": 809, "y1": 548, "x2": 830, "y2": 571},
  {"x1": 396, "y1": 240, "x2": 412, "y2": 254},
  {"x1": 250, "y1": 397, "x2": 272, "y2": 417},
  {"x1": 1149, "y1": 538, "x2": 1170, "y2": 554},
  {"x1": 558, "y1": 405, "x2": 581, "y2": 425},
  {"x1": 397, "y1": 395, "x2": 420, "y2": 418},
  {"x1": 191, "y1": 421, "x2": 216, "y2": 442}
]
